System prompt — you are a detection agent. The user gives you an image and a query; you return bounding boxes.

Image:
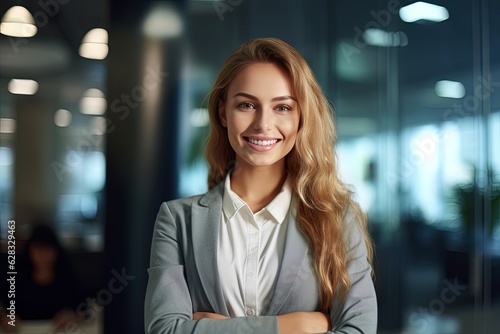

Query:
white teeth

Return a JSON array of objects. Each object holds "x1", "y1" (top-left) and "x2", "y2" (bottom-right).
[{"x1": 248, "y1": 138, "x2": 278, "y2": 146}]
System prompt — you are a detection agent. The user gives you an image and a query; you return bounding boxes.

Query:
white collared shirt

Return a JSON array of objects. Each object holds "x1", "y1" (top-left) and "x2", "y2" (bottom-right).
[{"x1": 217, "y1": 174, "x2": 293, "y2": 317}]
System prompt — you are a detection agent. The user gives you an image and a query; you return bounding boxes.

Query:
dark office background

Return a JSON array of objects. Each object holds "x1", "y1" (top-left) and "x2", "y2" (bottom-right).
[{"x1": 0, "y1": 0, "x2": 498, "y2": 333}]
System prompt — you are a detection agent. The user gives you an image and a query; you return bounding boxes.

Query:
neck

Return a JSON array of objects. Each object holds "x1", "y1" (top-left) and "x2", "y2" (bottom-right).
[{"x1": 230, "y1": 159, "x2": 287, "y2": 212}]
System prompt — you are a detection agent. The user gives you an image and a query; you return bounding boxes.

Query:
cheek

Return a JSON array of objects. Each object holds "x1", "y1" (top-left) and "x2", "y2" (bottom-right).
[
  {"x1": 281, "y1": 118, "x2": 300, "y2": 140},
  {"x1": 225, "y1": 117, "x2": 244, "y2": 150},
  {"x1": 226, "y1": 114, "x2": 249, "y2": 137}
]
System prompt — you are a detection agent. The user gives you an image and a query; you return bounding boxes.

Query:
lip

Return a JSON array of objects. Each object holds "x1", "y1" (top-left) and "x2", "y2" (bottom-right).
[{"x1": 243, "y1": 136, "x2": 281, "y2": 152}]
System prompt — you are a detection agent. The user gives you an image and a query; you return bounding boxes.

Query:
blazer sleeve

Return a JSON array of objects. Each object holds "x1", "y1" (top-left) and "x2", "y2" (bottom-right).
[
  {"x1": 144, "y1": 202, "x2": 279, "y2": 334},
  {"x1": 328, "y1": 207, "x2": 378, "y2": 334}
]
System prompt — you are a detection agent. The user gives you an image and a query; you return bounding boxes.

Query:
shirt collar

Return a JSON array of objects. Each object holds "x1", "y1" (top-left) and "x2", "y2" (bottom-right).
[{"x1": 222, "y1": 174, "x2": 292, "y2": 224}]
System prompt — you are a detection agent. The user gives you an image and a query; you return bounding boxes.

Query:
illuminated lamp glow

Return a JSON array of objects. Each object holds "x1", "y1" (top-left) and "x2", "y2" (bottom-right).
[
  {"x1": 363, "y1": 29, "x2": 408, "y2": 47},
  {"x1": 54, "y1": 109, "x2": 72, "y2": 127},
  {"x1": 435, "y1": 80, "x2": 466, "y2": 99},
  {"x1": 143, "y1": 5, "x2": 183, "y2": 38},
  {"x1": 79, "y1": 28, "x2": 108, "y2": 60},
  {"x1": 8, "y1": 79, "x2": 38, "y2": 95},
  {"x1": 0, "y1": 118, "x2": 16, "y2": 134},
  {"x1": 400, "y1": 2, "x2": 449, "y2": 23},
  {"x1": 80, "y1": 88, "x2": 107, "y2": 115},
  {"x1": 0, "y1": 6, "x2": 37, "y2": 37}
]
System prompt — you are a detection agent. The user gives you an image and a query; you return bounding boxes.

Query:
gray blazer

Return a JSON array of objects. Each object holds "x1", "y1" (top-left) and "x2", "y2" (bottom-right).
[{"x1": 145, "y1": 182, "x2": 377, "y2": 333}]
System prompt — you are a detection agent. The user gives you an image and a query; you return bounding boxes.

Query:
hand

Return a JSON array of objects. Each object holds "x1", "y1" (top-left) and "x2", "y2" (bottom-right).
[
  {"x1": 277, "y1": 312, "x2": 330, "y2": 334},
  {"x1": 0, "y1": 308, "x2": 20, "y2": 333},
  {"x1": 52, "y1": 310, "x2": 85, "y2": 331},
  {"x1": 192, "y1": 312, "x2": 230, "y2": 320}
]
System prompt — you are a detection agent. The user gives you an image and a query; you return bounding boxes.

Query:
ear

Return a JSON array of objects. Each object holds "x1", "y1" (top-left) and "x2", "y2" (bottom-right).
[{"x1": 218, "y1": 100, "x2": 227, "y2": 127}]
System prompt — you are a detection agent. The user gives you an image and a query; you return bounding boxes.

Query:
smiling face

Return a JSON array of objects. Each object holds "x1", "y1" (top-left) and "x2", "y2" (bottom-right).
[{"x1": 219, "y1": 62, "x2": 300, "y2": 171}]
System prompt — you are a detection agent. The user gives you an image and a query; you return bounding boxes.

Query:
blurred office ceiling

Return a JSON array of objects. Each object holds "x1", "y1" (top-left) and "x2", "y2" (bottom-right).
[
  {"x1": 0, "y1": 0, "x2": 498, "y2": 126},
  {"x1": 0, "y1": 0, "x2": 107, "y2": 124},
  {"x1": 0, "y1": 0, "x2": 106, "y2": 70}
]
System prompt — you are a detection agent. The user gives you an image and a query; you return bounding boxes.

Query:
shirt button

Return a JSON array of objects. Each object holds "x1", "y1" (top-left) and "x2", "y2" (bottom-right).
[
  {"x1": 250, "y1": 247, "x2": 256, "y2": 252},
  {"x1": 247, "y1": 272, "x2": 254, "y2": 277},
  {"x1": 246, "y1": 309, "x2": 255, "y2": 316}
]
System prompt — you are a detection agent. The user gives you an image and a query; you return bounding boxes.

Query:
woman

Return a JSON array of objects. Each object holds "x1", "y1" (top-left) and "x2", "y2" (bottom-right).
[
  {"x1": 1, "y1": 225, "x2": 86, "y2": 332},
  {"x1": 145, "y1": 38, "x2": 377, "y2": 333}
]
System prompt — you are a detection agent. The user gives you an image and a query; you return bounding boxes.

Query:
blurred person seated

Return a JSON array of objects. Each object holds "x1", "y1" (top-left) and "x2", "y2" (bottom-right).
[{"x1": 1, "y1": 224, "x2": 87, "y2": 332}]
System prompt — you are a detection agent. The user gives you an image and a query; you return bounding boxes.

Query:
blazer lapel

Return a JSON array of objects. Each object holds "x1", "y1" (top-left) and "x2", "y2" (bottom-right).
[
  {"x1": 191, "y1": 183, "x2": 229, "y2": 316},
  {"x1": 265, "y1": 211, "x2": 310, "y2": 315}
]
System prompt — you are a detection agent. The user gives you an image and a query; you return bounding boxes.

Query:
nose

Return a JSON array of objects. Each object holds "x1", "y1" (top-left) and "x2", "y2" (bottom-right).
[{"x1": 252, "y1": 108, "x2": 272, "y2": 131}]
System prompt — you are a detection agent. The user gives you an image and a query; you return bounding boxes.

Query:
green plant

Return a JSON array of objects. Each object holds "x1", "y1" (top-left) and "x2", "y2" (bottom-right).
[{"x1": 453, "y1": 169, "x2": 500, "y2": 236}]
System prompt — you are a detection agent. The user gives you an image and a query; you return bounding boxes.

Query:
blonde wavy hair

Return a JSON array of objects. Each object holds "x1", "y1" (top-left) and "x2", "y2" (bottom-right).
[{"x1": 205, "y1": 38, "x2": 373, "y2": 311}]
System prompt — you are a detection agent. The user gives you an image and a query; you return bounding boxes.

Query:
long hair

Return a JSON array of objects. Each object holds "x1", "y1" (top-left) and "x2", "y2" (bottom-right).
[{"x1": 205, "y1": 38, "x2": 373, "y2": 311}]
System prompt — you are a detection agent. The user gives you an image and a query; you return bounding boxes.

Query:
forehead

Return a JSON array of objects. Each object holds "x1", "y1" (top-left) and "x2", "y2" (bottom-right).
[{"x1": 227, "y1": 63, "x2": 294, "y2": 98}]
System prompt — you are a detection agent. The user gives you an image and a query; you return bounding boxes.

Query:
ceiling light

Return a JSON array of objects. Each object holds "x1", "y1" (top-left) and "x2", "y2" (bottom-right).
[
  {"x1": 8, "y1": 79, "x2": 39, "y2": 95},
  {"x1": 143, "y1": 5, "x2": 183, "y2": 38},
  {"x1": 79, "y1": 28, "x2": 108, "y2": 60},
  {"x1": 0, "y1": 6, "x2": 37, "y2": 37},
  {"x1": 363, "y1": 29, "x2": 408, "y2": 47},
  {"x1": 435, "y1": 80, "x2": 466, "y2": 99},
  {"x1": 80, "y1": 88, "x2": 107, "y2": 115},
  {"x1": 0, "y1": 118, "x2": 16, "y2": 134},
  {"x1": 54, "y1": 109, "x2": 72, "y2": 127},
  {"x1": 399, "y1": 2, "x2": 449, "y2": 23},
  {"x1": 79, "y1": 43, "x2": 108, "y2": 60}
]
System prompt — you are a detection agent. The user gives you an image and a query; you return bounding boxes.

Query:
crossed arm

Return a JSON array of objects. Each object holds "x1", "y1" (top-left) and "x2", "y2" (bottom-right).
[
  {"x1": 193, "y1": 311, "x2": 330, "y2": 334},
  {"x1": 144, "y1": 202, "x2": 377, "y2": 334}
]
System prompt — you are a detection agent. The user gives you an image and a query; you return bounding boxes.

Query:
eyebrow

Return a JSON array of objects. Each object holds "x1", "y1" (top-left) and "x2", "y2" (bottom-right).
[{"x1": 232, "y1": 92, "x2": 297, "y2": 102}]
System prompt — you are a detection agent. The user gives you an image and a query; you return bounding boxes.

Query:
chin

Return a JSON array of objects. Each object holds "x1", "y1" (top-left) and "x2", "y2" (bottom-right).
[{"x1": 247, "y1": 157, "x2": 285, "y2": 168}]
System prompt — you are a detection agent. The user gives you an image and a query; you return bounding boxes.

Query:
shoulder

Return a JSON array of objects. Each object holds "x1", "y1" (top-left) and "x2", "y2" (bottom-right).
[
  {"x1": 156, "y1": 181, "x2": 225, "y2": 219},
  {"x1": 342, "y1": 200, "x2": 363, "y2": 226},
  {"x1": 163, "y1": 194, "x2": 203, "y2": 212},
  {"x1": 155, "y1": 195, "x2": 202, "y2": 226},
  {"x1": 342, "y1": 201, "x2": 367, "y2": 247}
]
